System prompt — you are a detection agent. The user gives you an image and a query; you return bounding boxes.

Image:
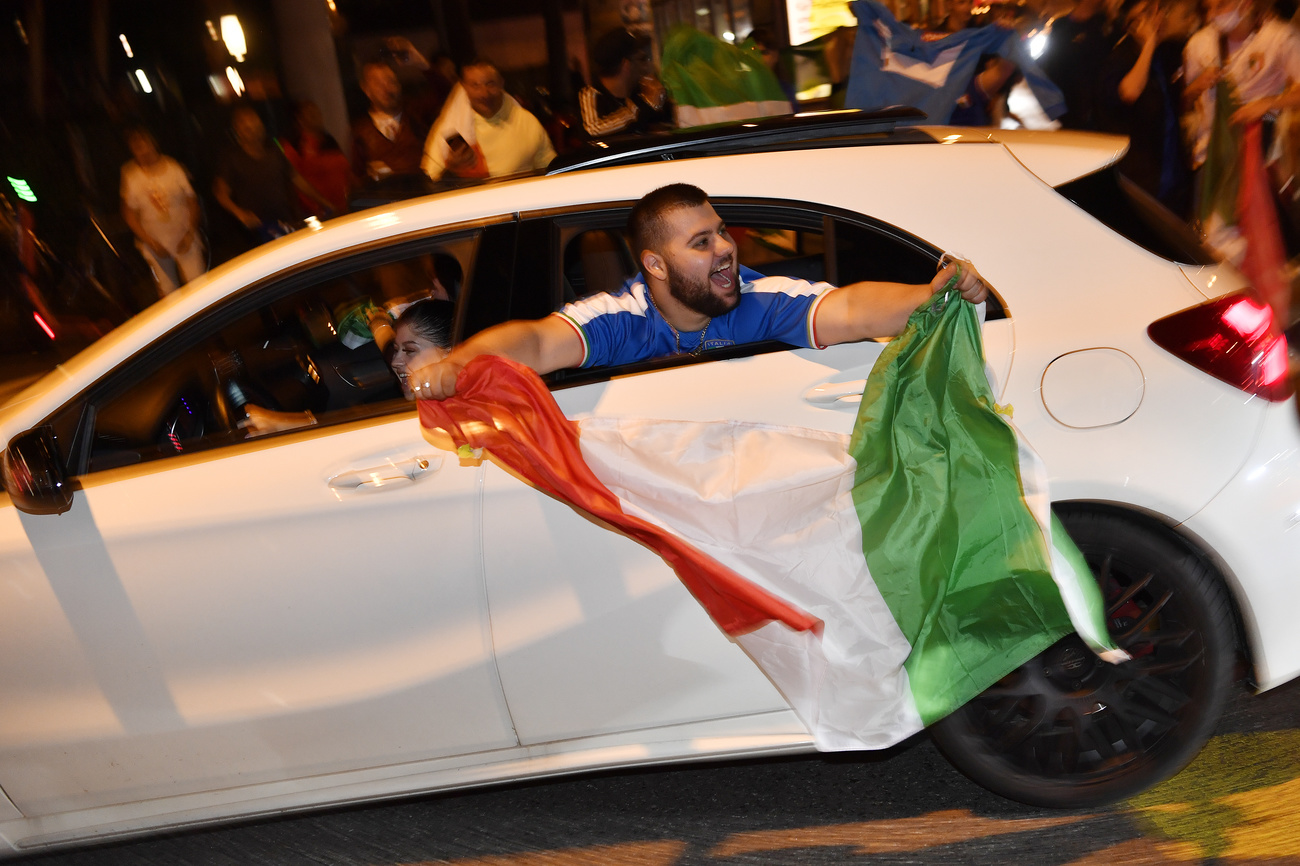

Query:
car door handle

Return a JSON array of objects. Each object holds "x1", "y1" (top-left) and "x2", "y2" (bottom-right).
[
  {"x1": 328, "y1": 455, "x2": 442, "y2": 490},
  {"x1": 803, "y1": 380, "x2": 866, "y2": 405}
]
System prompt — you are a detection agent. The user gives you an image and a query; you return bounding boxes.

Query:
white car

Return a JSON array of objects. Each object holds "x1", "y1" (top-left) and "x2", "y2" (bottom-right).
[{"x1": 1, "y1": 112, "x2": 1296, "y2": 855}]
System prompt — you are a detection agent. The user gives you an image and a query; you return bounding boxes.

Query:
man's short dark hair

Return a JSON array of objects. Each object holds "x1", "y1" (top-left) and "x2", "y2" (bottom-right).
[
  {"x1": 629, "y1": 183, "x2": 710, "y2": 259},
  {"x1": 461, "y1": 57, "x2": 501, "y2": 79},
  {"x1": 592, "y1": 28, "x2": 649, "y2": 78}
]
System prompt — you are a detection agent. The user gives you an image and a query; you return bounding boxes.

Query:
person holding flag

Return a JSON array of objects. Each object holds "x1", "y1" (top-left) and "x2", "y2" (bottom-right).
[
  {"x1": 844, "y1": 0, "x2": 1065, "y2": 125},
  {"x1": 404, "y1": 183, "x2": 988, "y2": 399},
  {"x1": 1184, "y1": 0, "x2": 1300, "y2": 324},
  {"x1": 410, "y1": 184, "x2": 1124, "y2": 750}
]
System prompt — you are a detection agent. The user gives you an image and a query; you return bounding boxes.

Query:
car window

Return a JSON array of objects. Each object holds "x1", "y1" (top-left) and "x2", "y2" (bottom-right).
[
  {"x1": 1056, "y1": 168, "x2": 1216, "y2": 266},
  {"x1": 563, "y1": 228, "x2": 637, "y2": 300},
  {"x1": 544, "y1": 200, "x2": 995, "y2": 388},
  {"x1": 730, "y1": 224, "x2": 828, "y2": 283},
  {"x1": 833, "y1": 218, "x2": 935, "y2": 286},
  {"x1": 81, "y1": 234, "x2": 478, "y2": 474}
]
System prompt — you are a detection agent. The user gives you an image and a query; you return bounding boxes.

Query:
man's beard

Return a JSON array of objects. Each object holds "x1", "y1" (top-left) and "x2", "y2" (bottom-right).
[{"x1": 666, "y1": 265, "x2": 739, "y2": 318}]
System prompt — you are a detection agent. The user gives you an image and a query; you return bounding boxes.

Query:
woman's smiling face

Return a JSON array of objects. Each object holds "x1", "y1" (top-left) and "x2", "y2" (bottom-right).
[{"x1": 390, "y1": 321, "x2": 448, "y2": 399}]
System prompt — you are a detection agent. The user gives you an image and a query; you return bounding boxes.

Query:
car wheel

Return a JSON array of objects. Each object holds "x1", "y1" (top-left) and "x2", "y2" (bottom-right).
[{"x1": 929, "y1": 510, "x2": 1236, "y2": 808}]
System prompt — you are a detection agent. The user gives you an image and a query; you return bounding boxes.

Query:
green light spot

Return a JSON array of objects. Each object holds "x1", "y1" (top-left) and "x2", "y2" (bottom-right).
[{"x1": 6, "y1": 176, "x2": 36, "y2": 203}]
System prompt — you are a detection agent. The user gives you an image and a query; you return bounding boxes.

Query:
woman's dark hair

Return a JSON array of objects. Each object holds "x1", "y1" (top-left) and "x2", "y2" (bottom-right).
[{"x1": 395, "y1": 298, "x2": 454, "y2": 349}]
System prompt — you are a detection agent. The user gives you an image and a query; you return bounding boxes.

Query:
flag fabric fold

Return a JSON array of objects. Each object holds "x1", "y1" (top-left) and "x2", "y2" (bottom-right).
[
  {"x1": 1236, "y1": 121, "x2": 1290, "y2": 327},
  {"x1": 419, "y1": 294, "x2": 1118, "y2": 749},
  {"x1": 416, "y1": 360, "x2": 820, "y2": 638},
  {"x1": 846, "y1": 0, "x2": 1065, "y2": 124},
  {"x1": 660, "y1": 25, "x2": 793, "y2": 127},
  {"x1": 1197, "y1": 78, "x2": 1289, "y2": 327},
  {"x1": 1197, "y1": 78, "x2": 1245, "y2": 261},
  {"x1": 849, "y1": 290, "x2": 1118, "y2": 724}
]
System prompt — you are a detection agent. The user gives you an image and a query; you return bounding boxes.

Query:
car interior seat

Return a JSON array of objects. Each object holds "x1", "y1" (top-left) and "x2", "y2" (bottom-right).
[{"x1": 564, "y1": 229, "x2": 637, "y2": 300}]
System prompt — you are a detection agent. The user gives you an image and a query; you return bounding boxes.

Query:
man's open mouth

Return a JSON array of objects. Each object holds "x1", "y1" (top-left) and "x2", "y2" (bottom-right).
[{"x1": 710, "y1": 261, "x2": 736, "y2": 290}]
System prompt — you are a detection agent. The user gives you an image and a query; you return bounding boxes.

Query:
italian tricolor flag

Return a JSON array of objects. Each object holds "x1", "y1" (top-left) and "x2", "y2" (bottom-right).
[{"x1": 419, "y1": 294, "x2": 1122, "y2": 750}]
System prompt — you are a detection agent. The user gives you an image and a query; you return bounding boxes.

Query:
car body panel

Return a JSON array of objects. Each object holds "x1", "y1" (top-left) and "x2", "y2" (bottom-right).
[
  {"x1": 918, "y1": 126, "x2": 1130, "y2": 186},
  {"x1": 1182, "y1": 400, "x2": 1300, "y2": 691},
  {"x1": 1180, "y1": 261, "x2": 1251, "y2": 300},
  {"x1": 0, "y1": 710, "x2": 811, "y2": 853},
  {"x1": 0, "y1": 416, "x2": 514, "y2": 816}
]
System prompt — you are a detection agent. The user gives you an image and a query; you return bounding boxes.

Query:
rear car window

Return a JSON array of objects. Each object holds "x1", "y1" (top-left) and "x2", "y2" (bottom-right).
[{"x1": 1056, "y1": 168, "x2": 1216, "y2": 266}]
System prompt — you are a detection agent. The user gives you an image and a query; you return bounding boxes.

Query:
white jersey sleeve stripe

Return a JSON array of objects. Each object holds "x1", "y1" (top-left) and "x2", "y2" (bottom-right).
[
  {"x1": 561, "y1": 283, "x2": 651, "y2": 325},
  {"x1": 550, "y1": 312, "x2": 591, "y2": 367}
]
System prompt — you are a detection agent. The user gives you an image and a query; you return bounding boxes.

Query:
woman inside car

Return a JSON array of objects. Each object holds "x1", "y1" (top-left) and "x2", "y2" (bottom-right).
[{"x1": 240, "y1": 298, "x2": 454, "y2": 436}]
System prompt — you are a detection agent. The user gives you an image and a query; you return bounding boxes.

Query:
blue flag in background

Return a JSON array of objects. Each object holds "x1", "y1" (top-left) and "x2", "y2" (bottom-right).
[{"x1": 846, "y1": 0, "x2": 1064, "y2": 125}]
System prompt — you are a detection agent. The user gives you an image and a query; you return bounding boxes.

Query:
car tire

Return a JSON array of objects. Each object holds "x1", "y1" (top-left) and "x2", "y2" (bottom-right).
[{"x1": 929, "y1": 509, "x2": 1236, "y2": 808}]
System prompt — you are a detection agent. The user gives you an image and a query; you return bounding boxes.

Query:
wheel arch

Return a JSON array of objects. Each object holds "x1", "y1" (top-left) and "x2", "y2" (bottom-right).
[{"x1": 1053, "y1": 499, "x2": 1256, "y2": 685}]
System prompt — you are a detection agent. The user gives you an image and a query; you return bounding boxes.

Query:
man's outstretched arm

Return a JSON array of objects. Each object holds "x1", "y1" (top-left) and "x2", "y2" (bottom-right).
[
  {"x1": 409, "y1": 314, "x2": 585, "y2": 399},
  {"x1": 814, "y1": 259, "x2": 989, "y2": 347}
]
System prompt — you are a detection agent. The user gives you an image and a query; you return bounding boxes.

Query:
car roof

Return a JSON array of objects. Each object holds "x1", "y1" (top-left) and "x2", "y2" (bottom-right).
[
  {"x1": 549, "y1": 109, "x2": 1128, "y2": 189},
  {"x1": 548, "y1": 108, "x2": 934, "y2": 174}
]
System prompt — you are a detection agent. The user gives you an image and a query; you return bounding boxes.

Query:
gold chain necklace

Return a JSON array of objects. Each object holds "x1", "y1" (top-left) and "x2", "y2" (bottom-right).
[{"x1": 646, "y1": 287, "x2": 712, "y2": 356}]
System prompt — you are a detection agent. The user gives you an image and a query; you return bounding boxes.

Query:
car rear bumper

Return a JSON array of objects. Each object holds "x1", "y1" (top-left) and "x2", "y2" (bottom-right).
[{"x1": 1182, "y1": 398, "x2": 1300, "y2": 691}]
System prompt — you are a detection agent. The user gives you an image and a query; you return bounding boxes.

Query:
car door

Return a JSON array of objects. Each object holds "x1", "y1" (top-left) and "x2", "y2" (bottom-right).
[
  {"x1": 0, "y1": 232, "x2": 517, "y2": 818},
  {"x1": 480, "y1": 200, "x2": 1014, "y2": 745}
]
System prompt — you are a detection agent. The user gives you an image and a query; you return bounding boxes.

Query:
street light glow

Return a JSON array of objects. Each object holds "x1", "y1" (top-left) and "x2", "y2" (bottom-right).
[
  {"x1": 221, "y1": 15, "x2": 247, "y2": 62},
  {"x1": 226, "y1": 66, "x2": 246, "y2": 96}
]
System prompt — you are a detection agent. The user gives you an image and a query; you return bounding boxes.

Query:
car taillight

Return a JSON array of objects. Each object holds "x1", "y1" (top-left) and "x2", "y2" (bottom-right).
[{"x1": 1147, "y1": 290, "x2": 1293, "y2": 401}]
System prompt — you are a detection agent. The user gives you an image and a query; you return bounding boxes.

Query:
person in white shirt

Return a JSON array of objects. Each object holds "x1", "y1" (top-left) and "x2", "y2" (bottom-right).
[
  {"x1": 1183, "y1": 0, "x2": 1300, "y2": 259},
  {"x1": 421, "y1": 59, "x2": 557, "y2": 181},
  {"x1": 120, "y1": 128, "x2": 206, "y2": 297},
  {"x1": 1184, "y1": 0, "x2": 1300, "y2": 169}
]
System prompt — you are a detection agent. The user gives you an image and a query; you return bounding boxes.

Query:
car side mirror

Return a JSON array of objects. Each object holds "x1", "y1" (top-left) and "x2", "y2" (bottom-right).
[{"x1": 2, "y1": 426, "x2": 73, "y2": 515}]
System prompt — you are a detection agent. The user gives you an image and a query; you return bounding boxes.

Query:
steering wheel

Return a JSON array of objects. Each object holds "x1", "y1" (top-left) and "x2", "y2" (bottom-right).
[{"x1": 156, "y1": 383, "x2": 210, "y2": 454}]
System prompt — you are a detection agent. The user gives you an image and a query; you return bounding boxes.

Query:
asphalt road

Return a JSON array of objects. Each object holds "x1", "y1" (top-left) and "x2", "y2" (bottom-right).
[{"x1": 16, "y1": 676, "x2": 1300, "y2": 866}]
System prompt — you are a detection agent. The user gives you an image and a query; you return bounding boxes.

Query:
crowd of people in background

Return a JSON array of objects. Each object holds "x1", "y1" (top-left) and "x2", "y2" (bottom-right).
[
  {"x1": 852, "y1": 0, "x2": 1300, "y2": 315},
  {"x1": 102, "y1": 28, "x2": 676, "y2": 304},
  {"x1": 92, "y1": 0, "x2": 1300, "y2": 316}
]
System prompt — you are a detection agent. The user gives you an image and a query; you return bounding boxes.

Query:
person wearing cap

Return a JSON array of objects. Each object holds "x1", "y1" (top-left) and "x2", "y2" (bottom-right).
[{"x1": 579, "y1": 29, "x2": 674, "y2": 138}]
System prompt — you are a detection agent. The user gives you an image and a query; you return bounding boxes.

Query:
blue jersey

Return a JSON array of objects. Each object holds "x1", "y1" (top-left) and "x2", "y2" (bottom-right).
[{"x1": 553, "y1": 268, "x2": 834, "y2": 369}]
